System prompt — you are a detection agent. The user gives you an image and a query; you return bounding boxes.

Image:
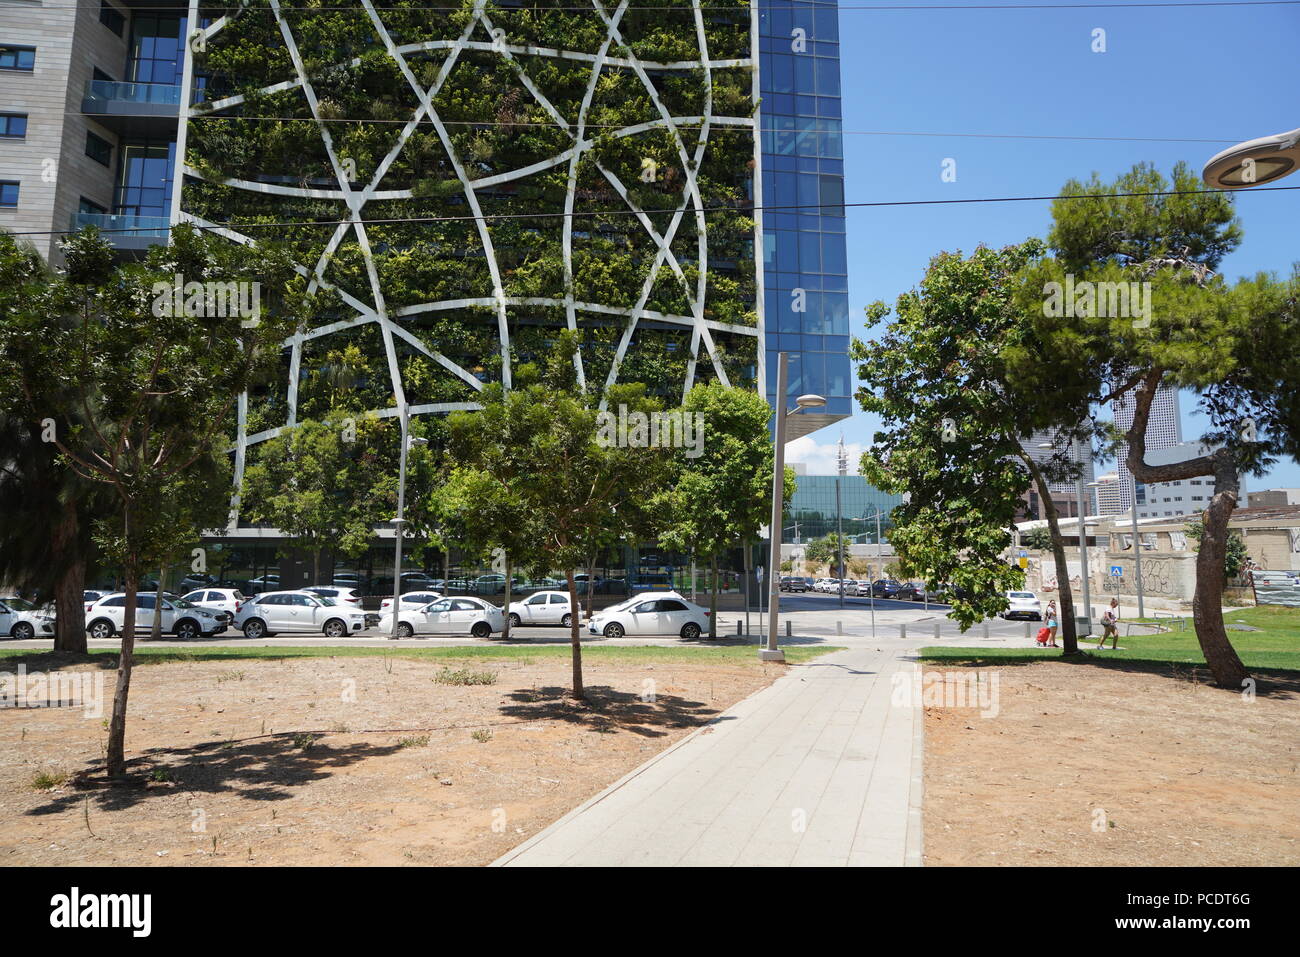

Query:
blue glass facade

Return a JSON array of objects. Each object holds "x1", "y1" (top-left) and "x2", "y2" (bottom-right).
[
  {"x1": 784, "y1": 476, "x2": 903, "y2": 544},
  {"x1": 758, "y1": 0, "x2": 852, "y2": 420}
]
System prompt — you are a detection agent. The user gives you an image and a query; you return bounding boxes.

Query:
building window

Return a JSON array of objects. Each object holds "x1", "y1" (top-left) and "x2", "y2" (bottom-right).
[
  {"x1": 114, "y1": 140, "x2": 176, "y2": 217},
  {"x1": 86, "y1": 131, "x2": 114, "y2": 167},
  {"x1": 129, "y1": 15, "x2": 185, "y2": 85},
  {"x1": 0, "y1": 181, "x2": 18, "y2": 207},
  {"x1": 99, "y1": 1, "x2": 126, "y2": 36},
  {"x1": 0, "y1": 113, "x2": 27, "y2": 138},
  {"x1": 0, "y1": 45, "x2": 36, "y2": 71},
  {"x1": 79, "y1": 197, "x2": 107, "y2": 215}
]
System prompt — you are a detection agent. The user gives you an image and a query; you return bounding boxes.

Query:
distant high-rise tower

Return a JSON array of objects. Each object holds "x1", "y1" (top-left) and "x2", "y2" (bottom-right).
[{"x1": 1112, "y1": 383, "x2": 1182, "y2": 512}]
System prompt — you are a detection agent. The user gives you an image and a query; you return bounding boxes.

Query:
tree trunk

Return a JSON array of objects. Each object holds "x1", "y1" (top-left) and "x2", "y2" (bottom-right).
[
  {"x1": 150, "y1": 564, "x2": 166, "y2": 641},
  {"x1": 565, "y1": 568, "x2": 584, "y2": 700},
  {"x1": 51, "y1": 498, "x2": 86, "y2": 653},
  {"x1": 1124, "y1": 370, "x2": 1249, "y2": 687},
  {"x1": 311, "y1": 546, "x2": 320, "y2": 586},
  {"x1": 502, "y1": 556, "x2": 512, "y2": 640},
  {"x1": 105, "y1": 508, "x2": 136, "y2": 778},
  {"x1": 708, "y1": 554, "x2": 719, "y2": 639},
  {"x1": 1024, "y1": 457, "x2": 1078, "y2": 654}
]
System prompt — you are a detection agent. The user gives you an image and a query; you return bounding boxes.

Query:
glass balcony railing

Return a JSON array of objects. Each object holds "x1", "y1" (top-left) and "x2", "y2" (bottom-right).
[
  {"x1": 70, "y1": 212, "x2": 170, "y2": 240},
  {"x1": 83, "y1": 80, "x2": 182, "y2": 108}
]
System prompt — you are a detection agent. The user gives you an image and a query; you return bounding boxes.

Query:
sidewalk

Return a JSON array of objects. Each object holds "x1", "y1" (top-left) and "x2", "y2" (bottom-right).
[{"x1": 493, "y1": 644, "x2": 924, "y2": 867}]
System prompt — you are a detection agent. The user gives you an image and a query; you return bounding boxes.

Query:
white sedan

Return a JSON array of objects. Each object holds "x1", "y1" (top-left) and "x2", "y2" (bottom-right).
[
  {"x1": 587, "y1": 592, "x2": 710, "y2": 640},
  {"x1": 179, "y1": 587, "x2": 246, "y2": 622},
  {"x1": 377, "y1": 596, "x2": 504, "y2": 639},
  {"x1": 0, "y1": 597, "x2": 55, "y2": 640},
  {"x1": 234, "y1": 591, "x2": 367, "y2": 639},
  {"x1": 506, "y1": 589, "x2": 575, "y2": 628}
]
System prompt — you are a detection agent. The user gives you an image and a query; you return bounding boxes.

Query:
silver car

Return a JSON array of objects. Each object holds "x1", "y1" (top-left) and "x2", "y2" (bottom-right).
[{"x1": 234, "y1": 590, "x2": 367, "y2": 639}]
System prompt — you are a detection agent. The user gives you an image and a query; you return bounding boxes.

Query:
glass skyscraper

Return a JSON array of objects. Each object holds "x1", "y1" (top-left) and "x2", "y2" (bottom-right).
[{"x1": 758, "y1": 0, "x2": 852, "y2": 428}]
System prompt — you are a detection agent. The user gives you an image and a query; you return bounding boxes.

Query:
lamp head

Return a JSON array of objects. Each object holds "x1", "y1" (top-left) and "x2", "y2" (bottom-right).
[{"x1": 1203, "y1": 127, "x2": 1300, "y2": 189}]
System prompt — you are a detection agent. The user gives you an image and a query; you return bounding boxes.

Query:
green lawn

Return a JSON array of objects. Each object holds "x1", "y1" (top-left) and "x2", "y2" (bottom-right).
[
  {"x1": 920, "y1": 605, "x2": 1300, "y2": 673},
  {"x1": 0, "y1": 643, "x2": 844, "y2": 669}
]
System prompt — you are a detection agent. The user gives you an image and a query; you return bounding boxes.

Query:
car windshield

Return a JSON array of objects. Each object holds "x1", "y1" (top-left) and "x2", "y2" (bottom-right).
[
  {"x1": 172, "y1": 599, "x2": 196, "y2": 608},
  {"x1": 603, "y1": 599, "x2": 636, "y2": 614},
  {"x1": 318, "y1": 597, "x2": 337, "y2": 606},
  {"x1": 1010, "y1": 592, "x2": 1035, "y2": 599},
  {"x1": 3, "y1": 598, "x2": 35, "y2": 611}
]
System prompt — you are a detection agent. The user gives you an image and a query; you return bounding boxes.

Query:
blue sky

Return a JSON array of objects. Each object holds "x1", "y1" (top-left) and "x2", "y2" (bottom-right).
[{"x1": 792, "y1": 1, "x2": 1300, "y2": 486}]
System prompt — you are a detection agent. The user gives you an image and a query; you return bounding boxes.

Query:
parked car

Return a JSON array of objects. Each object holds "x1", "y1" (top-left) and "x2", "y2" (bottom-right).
[
  {"x1": 912, "y1": 583, "x2": 949, "y2": 603},
  {"x1": 379, "y1": 590, "x2": 444, "y2": 615},
  {"x1": 631, "y1": 573, "x2": 675, "y2": 593},
  {"x1": 871, "y1": 579, "x2": 906, "y2": 599},
  {"x1": 179, "y1": 587, "x2": 246, "y2": 623},
  {"x1": 303, "y1": 585, "x2": 365, "y2": 608},
  {"x1": 894, "y1": 582, "x2": 921, "y2": 601},
  {"x1": 1000, "y1": 590, "x2": 1043, "y2": 621},
  {"x1": 245, "y1": 575, "x2": 281, "y2": 594},
  {"x1": 0, "y1": 597, "x2": 55, "y2": 640},
  {"x1": 234, "y1": 591, "x2": 367, "y2": 639},
  {"x1": 85, "y1": 593, "x2": 227, "y2": 640},
  {"x1": 587, "y1": 591, "x2": 709, "y2": 640},
  {"x1": 779, "y1": 576, "x2": 808, "y2": 592},
  {"x1": 505, "y1": 590, "x2": 575, "y2": 628},
  {"x1": 377, "y1": 596, "x2": 503, "y2": 639},
  {"x1": 84, "y1": 589, "x2": 111, "y2": 614}
]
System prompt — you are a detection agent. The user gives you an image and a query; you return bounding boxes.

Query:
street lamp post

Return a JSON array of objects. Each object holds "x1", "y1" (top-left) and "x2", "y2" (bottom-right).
[
  {"x1": 389, "y1": 412, "x2": 427, "y2": 640},
  {"x1": 764, "y1": 352, "x2": 825, "y2": 661},
  {"x1": 836, "y1": 434, "x2": 847, "y2": 610}
]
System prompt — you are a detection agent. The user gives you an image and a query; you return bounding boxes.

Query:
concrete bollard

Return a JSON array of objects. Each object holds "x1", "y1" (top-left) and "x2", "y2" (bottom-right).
[
  {"x1": 786, "y1": 620, "x2": 792, "y2": 638},
  {"x1": 933, "y1": 622, "x2": 940, "y2": 641},
  {"x1": 737, "y1": 619, "x2": 743, "y2": 635},
  {"x1": 900, "y1": 623, "x2": 907, "y2": 640},
  {"x1": 836, "y1": 620, "x2": 843, "y2": 635},
  {"x1": 982, "y1": 621, "x2": 989, "y2": 640},
  {"x1": 1024, "y1": 621, "x2": 1031, "y2": 641}
]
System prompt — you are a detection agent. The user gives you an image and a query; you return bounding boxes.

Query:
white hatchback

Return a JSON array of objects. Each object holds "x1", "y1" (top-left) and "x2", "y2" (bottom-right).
[
  {"x1": 587, "y1": 591, "x2": 710, "y2": 640},
  {"x1": 506, "y1": 590, "x2": 575, "y2": 628},
  {"x1": 234, "y1": 591, "x2": 367, "y2": 639},
  {"x1": 1000, "y1": 591, "x2": 1043, "y2": 621},
  {"x1": 377, "y1": 596, "x2": 504, "y2": 639},
  {"x1": 86, "y1": 593, "x2": 227, "y2": 640},
  {"x1": 180, "y1": 587, "x2": 246, "y2": 623},
  {"x1": 379, "y1": 590, "x2": 444, "y2": 614},
  {"x1": 0, "y1": 597, "x2": 55, "y2": 640}
]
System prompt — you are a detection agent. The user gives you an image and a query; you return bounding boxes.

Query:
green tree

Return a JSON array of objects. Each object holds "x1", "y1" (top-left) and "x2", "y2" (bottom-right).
[
  {"x1": 654, "y1": 382, "x2": 787, "y2": 637},
  {"x1": 240, "y1": 414, "x2": 391, "y2": 583},
  {"x1": 1186, "y1": 519, "x2": 1252, "y2": 582},
  {"x1": 1025, "y1": 161, "x2": 1300, "y2": 685},
  {"x1": 0, "y1": 225, "x2": 298, "y2": 775},
  {"x1": 1021, "y1": 527, "x2": 1055, "y2": 551},
  {"x1": 852, "y1": 240, "x2": 1095, "y2": 647},
  {"x1": 447, "y1": 335, "x2": 673, "y2": 699},
  {"x1": 804, "y1": 532, "x2": 851, "y2": 575}
]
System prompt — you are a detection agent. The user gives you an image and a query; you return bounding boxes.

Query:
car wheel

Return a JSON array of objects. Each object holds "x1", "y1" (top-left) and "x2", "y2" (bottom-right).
[
  {"x1": 470, "y1": 621, "x2": 491, "y2": 639},
  {"x1": 603, "y1": 622, "x2": 624, "y2": 639},
  {"x1": 397, "y1": 622, "x2": 414, "y2": 638},
  {"x1": 174, "y1": 619, "x2": 200, "y2": 641},
  {"x1": 88, "y1": 619, "x2": 115, "y2": 640},
  {"x1": 11, "y1": 621, "x2": 35, "y2": 640},
  {"x1": 680, "y1": 622, "x2": 701, "y2": 640},
  {"x1": 560, "y1": 613, "x2": 572, "y2": 628},
  {"x1": 322, "y1": 618, "x2": 348, "y2": 638},
  {"x1": 242, "y1": 618, "x2": 266, "y2": 640},
  {"x1": 508, "y1": 612, "x2": 521, "y2": 628}
]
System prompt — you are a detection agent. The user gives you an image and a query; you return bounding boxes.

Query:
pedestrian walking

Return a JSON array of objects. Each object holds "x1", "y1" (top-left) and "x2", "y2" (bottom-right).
[
  {"x1": 1098, "y1": 597, "x2": 1120, "y2": 649},
  {"x1": 1045, "y1": 600, "x2": 1059, "y2": 647}
]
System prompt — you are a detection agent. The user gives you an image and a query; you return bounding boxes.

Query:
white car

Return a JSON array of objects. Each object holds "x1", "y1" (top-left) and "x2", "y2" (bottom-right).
[
  {"x1": 234, "y1": 590, "x2": 367, "y2": 639},
  {"x1": 587, "y1": 591, "x2": 710, "y2": 640},
  {"x1": 179, "y1": 587, "x2": 246, "y2": 623},
  {"x1": 1000, "y1": 590, "x2": 1043, "y2": 621},
  {"x1": 303, "y1": 585, "x2": 365, "y2": 607},
  {"x1": 85, "y1": 593, "x2": 227, "y2": 640},
  {"x1": 377, "y1": 596, "x2": 503, "y2": 639},
  {"x1": 379, "y1": 590, "x2": 444, "y2": 614},
  {"x1": 0, "y1": 597, "x2": 55, "y2": 640},
  {"x1": 83, "y1": 589, "x2": 110, "y2": 614},
  {"x1": 506, "y1": 589, "x2": 575, "y2": 628}
]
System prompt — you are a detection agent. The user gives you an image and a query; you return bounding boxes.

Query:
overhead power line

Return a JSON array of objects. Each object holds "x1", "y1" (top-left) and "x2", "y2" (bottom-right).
[{"x1": 9, "y1": 184, "x2": 1297, "y2": 238}]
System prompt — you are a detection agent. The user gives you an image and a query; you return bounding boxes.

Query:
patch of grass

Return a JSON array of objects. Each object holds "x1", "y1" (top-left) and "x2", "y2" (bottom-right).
[
  {"x1": 215, "y1": 669, "x2": 247, "y2": 684},
  {"x1": 0, "y1": 644, "x2": 843, "y2": 669},
  {"x1": 921, "y1": 605, "x2": 1300, "y2": 673},
  {"x1": 470, "y1": 729, "x2": 492, "y2": 743},
  {"x1": 435, "y1": 666, "x2": 497, "y2": 686},
  {"x1": 31, "y1": 769, "x2": 68, "y2": 791},
  {"x1": 149, "y1": 768, "x2": 172, "y2": 782},
  {"x1": 291, "y1": 733, "x2": 318, "y2": 751},
  {"x1": 396, "y1": 734, "x2": 429, "y2": 748}
]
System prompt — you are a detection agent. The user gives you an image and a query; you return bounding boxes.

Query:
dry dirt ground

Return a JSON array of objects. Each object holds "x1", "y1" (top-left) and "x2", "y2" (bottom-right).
[
  {"x1": 0, "y1": 655, "x2": 782, "y2": 866},
  {"x1": 923, "y1": 660, "x2": 1300, "y2": 865}
]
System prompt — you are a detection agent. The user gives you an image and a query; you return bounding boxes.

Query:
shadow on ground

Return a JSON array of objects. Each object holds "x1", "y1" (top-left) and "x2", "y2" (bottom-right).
[{"x1": 497, "y1": 685, "x2": 728, "y2": 737}]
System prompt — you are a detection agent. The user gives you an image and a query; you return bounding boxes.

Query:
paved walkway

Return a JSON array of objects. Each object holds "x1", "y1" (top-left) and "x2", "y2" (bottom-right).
[{"x1": 494, "y1": 644, "x2": 924, "y2": 867}]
